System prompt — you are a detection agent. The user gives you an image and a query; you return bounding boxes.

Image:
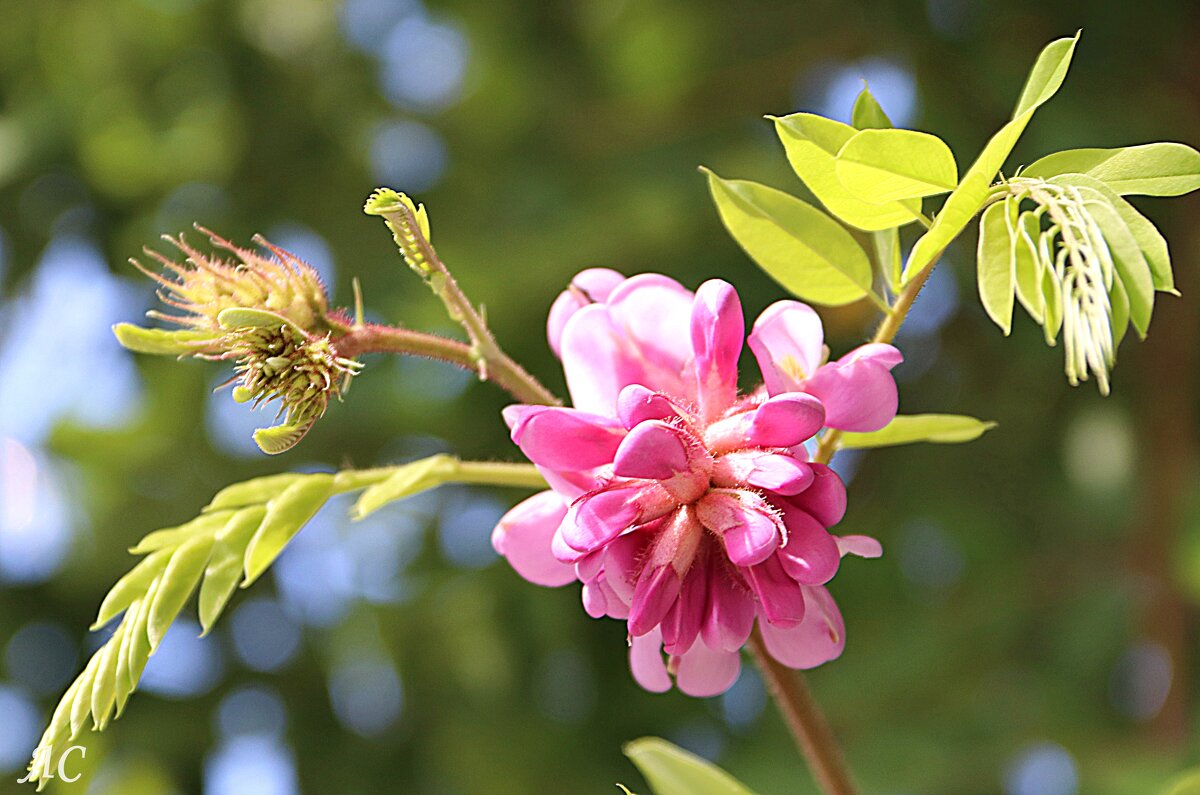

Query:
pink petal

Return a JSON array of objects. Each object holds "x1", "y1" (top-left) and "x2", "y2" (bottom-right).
[
  {"x1": 749, "y1": 393, "x2": 826, "y2": 448},
  {"x1": 748, "y1": 300, "x2": 826, "y2": 395},
  {"x1": 560, "y1": 304, "x2": 651, "y2": 416},
  {"x1": 661, "y1": 564, "x2": 706, "y2": 656},
  {"x1": 712, "y1": 451, "x2": 814, "y2": 496},
  {"x1": 743, "y1": 554, "x2": 805, "y2": 628},
  {"x1": 758, "y1": 586, "x2": 845, "y2": 669},
  {"x1": 547, "y1": 268, "x2": 626, "y2": 357},
  {"x1": 787, "y1": 464, "x2": 847, "y2": 527},
  {"x1": 777, "y1": 504, "x2": 841, "y2": 585},
  {"x1": 673, "y1": 642, "x2": 741, "y2": 697},
  {"x1": 629, "y1": 628, "x2": 672, "y2": 693},
  {"x1": 605, "y1": 274, "x2": 697, "y2": 398},
  {"x1": 603, "y1": 531, "x2": 649, "y2": 605},
  {"x1": 504, "y1": 405, "x2": 626, "y2": 471},
  {"x1": 836, "y1": 535, "x2": 883, "y2": 559},
  {"x1": 561, "y1": 482, "x2": 673, "y2": 553},
  {"x1": 696, "y1": 490, "x2": 782, "y2": 567},
  {"x1": 802, "y1": 344, "x2": 902, "y2": 432},
  {"x1": 700, "y1": 558, "x2": 756, "y2": 652},
  {"x1": 537, "y1": 465, "x2": 601, "y2": 500},
  {"x1": 613, "y1": 420, "x2": 691, "y2": 480},
  {"x1": 491, "y1": 491, "x2": 577, "y2": 587},
  {"x1": 628, "y1": 563, "x2": 683, "y2": 637},
  {"x1": 616, "y1": 384, "x2": 684, "y2": 429},
  {"x1": 690, "y1": 279, "x2": 744, "y2": 420}
]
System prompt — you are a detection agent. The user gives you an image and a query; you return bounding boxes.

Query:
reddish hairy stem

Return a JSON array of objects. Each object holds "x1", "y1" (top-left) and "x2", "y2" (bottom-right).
[
  {"x1": 748, "y1": 629, "x2": 857, "y2": 795},
  {"x1": 334, "y1": 323, "x2": 555, "y2": 406}
]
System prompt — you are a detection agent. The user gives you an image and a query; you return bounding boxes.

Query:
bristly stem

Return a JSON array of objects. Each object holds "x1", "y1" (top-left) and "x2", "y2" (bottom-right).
[
  {"x1": 334, "y1": 322, "x2": 555, "y2": 406},
  {"x1": 813, "y1": 257, "x2": 941, "y2": 465},
  {"x1": 748, "y1": 629, "x2": 857, "y2": 795},
  {"x1": 371, "y1": 198, "x2": 560, "y2": 407}
]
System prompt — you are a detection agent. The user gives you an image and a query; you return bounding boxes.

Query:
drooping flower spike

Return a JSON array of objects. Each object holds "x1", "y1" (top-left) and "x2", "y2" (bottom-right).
[{"x1": 492, "y1": 270, "x2": 900, "y2": 696}]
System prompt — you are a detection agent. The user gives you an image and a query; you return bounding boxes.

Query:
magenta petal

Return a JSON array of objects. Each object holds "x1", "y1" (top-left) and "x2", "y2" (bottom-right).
[
  {"x1": 616, "y1": 384, "x2": 683, "y2": 429},
  {"x1": 743, "y1": 554, "x2": 805, "y2": 627},
  {"x1": 777, "y1": 504, "x2": 841, "y2": 585},
  {"x1": 547, "y1": 268, "x2": 626, "y2": 357},
  {"x1": 582, "y1": 579, "x2": 609, "y2": 618},
  {"x1": 629, "y1": 628, "x2": 672, "y2": 693},
  {"x1": 701, "y1": 560, "x2": 756, "y2": 652},
  {"x1": 492, "y1": 491, "x2": 577, "y2": 587},
  {"x1": 629, "y1": 564, "x2": 683, "y2": 637},
  {"x1": 787, "y1": 464, "x2": 847, "y2": 527},
  {"x1": 748, "y1": 300, "x2": 826, "y2": 395},
  {"x1": 613, "y1": 420, "x2": 691, "y2": 480},
  {"x1": 690, "y1": 279, "x2": 744, "y2": 419},
  {"x1": 505, "y1": 405, "x2": 626, "y2": 471},
  {"x1": 758, "y1": 586, "x2": 845, "y2": 669},
  {"x1": 697, "y1": 490, "x2": 782, "y2": 567},
  {"x1": 551, "y1": 516, "x2": 589, "y2": 563},
  {"x1": 802, "y1": 345, "x2": 902, "y2": 432},
  {"x1": 603, "y1": 532, "x2": 648, "y2": 605},
  {"x1": 673, "y1": 642, "x2": 741, "y2": 697},
  {"x1": 749, "y1": 393, "x2": 826, "y2": 448},
  {"x1": 836, "y1": 534, "x2": 883, "y2": 559}
]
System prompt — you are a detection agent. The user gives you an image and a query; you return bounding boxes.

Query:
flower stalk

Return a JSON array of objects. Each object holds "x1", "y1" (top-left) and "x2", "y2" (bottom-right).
[
  {"x1": 363, "y1": 188, "x2": 559, "y2": 407},
  {"x1": 748, "y1": 628, "x2": 857, "y2": 795}
]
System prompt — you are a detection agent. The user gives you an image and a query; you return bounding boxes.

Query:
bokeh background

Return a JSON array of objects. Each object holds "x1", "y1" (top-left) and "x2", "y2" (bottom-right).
[{"x1": 1, "y1": 1, "x2": 1199, "y2": 793}]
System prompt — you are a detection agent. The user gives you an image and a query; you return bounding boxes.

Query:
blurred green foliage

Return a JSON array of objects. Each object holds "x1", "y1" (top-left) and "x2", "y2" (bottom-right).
[{"x1": 2, "y1": 1, "x2": 1199, "y2": 794}]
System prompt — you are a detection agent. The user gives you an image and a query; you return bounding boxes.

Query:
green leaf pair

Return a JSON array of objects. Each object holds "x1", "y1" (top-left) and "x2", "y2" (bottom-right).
[
  {"x1": 705, "y1": 82, "x2": 958, "y2": 308},
  {"x1": 26, "y1": 455, "x2": 543, "y2": 789}
]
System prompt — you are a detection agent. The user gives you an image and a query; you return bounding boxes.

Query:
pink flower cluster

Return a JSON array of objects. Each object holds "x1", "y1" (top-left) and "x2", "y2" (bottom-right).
[{"x1": 492, "y1": 271, "x2": 901, "y2": 696}]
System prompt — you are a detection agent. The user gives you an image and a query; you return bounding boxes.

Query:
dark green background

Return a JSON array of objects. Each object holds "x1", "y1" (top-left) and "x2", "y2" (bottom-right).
[{"x1": 1, "y1": 1, "x2": 1198, "y2": 793}]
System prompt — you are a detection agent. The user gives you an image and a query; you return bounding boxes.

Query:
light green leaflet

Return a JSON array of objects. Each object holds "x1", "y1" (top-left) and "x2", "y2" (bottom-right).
[
  {"x1": 1023, "y1": 142, "x2": 1200, "y2": 196},
  {"x1": 771, "y1": 113, "x2": 923, "y2": 231},
  {"x1": 851, "y1": 84, "x2": 892, "y2": 130},
  {"x1": 353, "y1": 453, "x2": 458, "y2": 518},
  {"x1": 904, "y1": 32, "x2": 1080, "y2": 281},
  {"x1": 976, "y1": 200, "x2": 1016, "y2": 334},
  {"x1": 703, "y1": 169, "x2": 875, "y2": 306},
  {"x1": 838, "y1": 414, "x2": 997, "y2": 449},
  {"x1": 624, "y1": 737, "x2": 757, "y2": 795},
  {"x1": 835, "y1": 128, "x2": 959, "y2": 203}
]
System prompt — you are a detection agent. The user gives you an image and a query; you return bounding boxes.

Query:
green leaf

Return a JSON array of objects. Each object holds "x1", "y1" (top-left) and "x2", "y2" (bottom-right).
[
  {"x1": 91, "y1": 549, "x2": 170, "y2": 630},
  {"x1": 851, "y1": 84, "x2": 892, "y2": 130},
  {"x1": 353, "y1": 454, "x2": 457, "y2": 519},
  {"x1": 772, "y1": 113, "x2": 922, "y2": 231},
  {"x1": 976, "y1": 200, "x2": 1015, "y2": 334},
  {"x1": 1023, "y1": 142, "x2": 1200, "y2": 196},
  {"x1": 838, "y1": 414, "x2": 998, "y2": 449},
  {"x1": 111, "y1": 323, "x2": 218, "y2": 355},
  {"x1": 905, "y1": 32, "x2": 1080, "y2": 280},
  {"x1": 242, "y1": 473, "x2": 335, "y2": 586},
  {"x1": 835, "y1": 128, "x2": 958, "y2": 202},
  {"x1": 198, "y1": 506, "x2": 267, "y2": 634},
  {"x1": 873, "y1": 227, "x2": 903, "y2": 293},
  {"x1": 1049, "y1": 172, "x2": 1175, "y2": 293},
  {"x1": 206, "y1": 473, "x2": 306, "y2": 511},
  {"x1": 703, "y1": 169, "x2": 875, "y2": 306},
  {"x1": 624, "y1": 737, "x2": 758, "y2": 795},
  {"x1": 147, "y1": 533, "x2": 216, "y2": 650},
  {"x1": 128, "y1": 511, "x2": 230, "y2": 555},
  {"x1": 1012, "y1": 211, "x2": 1045, "y2": 323}
]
